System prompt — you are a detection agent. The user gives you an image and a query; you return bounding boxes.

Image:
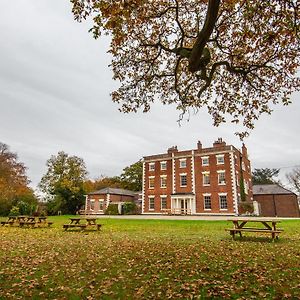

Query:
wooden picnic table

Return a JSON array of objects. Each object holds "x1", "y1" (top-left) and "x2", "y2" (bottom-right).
[
  {"x1": 63, "y1": 217, "x2": 101, "y2": 231},
  {"x1": 226, "y1": 218, "x2": 283, "y2": 240}
]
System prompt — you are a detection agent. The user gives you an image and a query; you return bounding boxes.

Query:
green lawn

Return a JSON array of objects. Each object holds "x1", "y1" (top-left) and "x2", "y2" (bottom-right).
[{"x1": 0, "y1": 216, "x2": 299, "y2": 299}]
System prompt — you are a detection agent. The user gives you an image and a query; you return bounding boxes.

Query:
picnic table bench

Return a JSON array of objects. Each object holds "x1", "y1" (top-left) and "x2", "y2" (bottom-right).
[
  {"x1": 63, "y1": 218, "x2": 102, "y2": 231},
  {"x1": 1, "y1": 216, "x2": 53, "y2": 228},
  {"x1": 226, "y1": 218, "x2": 283, "y2": 240}
]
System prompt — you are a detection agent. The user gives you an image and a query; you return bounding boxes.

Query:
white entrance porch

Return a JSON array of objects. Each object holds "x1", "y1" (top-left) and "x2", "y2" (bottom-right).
[{"x1": 171, "y1": 195, "x2": 196, "y2": 215}]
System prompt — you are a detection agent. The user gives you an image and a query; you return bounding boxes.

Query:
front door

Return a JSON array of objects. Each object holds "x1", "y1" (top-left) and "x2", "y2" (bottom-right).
[{"x1": 180, "y1": 199, "x2": 185, "y2": 214}]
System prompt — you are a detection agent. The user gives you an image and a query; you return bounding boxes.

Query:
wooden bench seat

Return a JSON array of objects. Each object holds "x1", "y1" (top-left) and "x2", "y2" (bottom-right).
[
  {"x1": 19, "y1": 221, "x2": 36, "y2": 228},
  {"x1": 63, "y1": 224, "x2": 87, "y2": 230},
  {"x1": 225, "y1": 228, "x2": 283, "y2": 239},
  {"x1": 1, "y1": 221, "x2": 14, "y2": 226}
]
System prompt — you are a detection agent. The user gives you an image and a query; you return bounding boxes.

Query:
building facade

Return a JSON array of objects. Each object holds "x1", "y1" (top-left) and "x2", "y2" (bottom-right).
[
  {"x1": 142, "y1": 139, "x2": 252, "y2": 215},
  {"x1": 84, "y1": 187, "x2": 137, "y2": 214},
  {"x1": 253, "y1": 184, "x2": 300, "y2": 217}
]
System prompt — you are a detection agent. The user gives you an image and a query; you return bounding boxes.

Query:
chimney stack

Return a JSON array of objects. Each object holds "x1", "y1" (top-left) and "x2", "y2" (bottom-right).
[
  {"x1": 213, "y1": 138, "x2": 226, "y2": 148},
  {"x1": 242, "y1": 143, "x2": 248, "y2": 158},
  {"x1": 197, "y1": 140, "x2": 202, "y2": 150},
  {"x1": 167, "y1": 146, "x2": 178, "y2": 154}
]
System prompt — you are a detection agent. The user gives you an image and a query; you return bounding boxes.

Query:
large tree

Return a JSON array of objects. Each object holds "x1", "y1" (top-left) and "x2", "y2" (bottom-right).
[
  {"x1": 39, "y1": 151, "x2": 88, "y2": 214},
  {"x1": 71, "y1": 0, "x2": 299, "y2": 137},
  {"x1": 287, "y1": 167, "x2": 300, "y2": 194},
  {"x1": 83, "y1": 175, "x2": 124, "y2": 193},
  {"x1": 252, "y1": 168, "x2": 280, "y2": 185},
  {"x1": 120, "y1": 160, "x2": 143, "y2": 191},
  {"x1": 0, "y1": 142, "x2": 34, "y2": 215}
]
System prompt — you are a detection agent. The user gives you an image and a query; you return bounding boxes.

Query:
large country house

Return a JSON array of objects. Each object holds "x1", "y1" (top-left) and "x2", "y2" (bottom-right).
[{"x1": 142, "y1": 139, "x2": 253, "y2": 215}]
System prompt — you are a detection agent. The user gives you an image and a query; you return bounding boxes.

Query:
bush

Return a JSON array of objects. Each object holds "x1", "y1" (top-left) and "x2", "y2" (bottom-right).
[
  {"x1": 238, "y1": 201, "x2": 254, "y2": 215},
  {"x1": 123, "y1": 202, "x2": 138, "y2": 215},
  {"x1": 105, "y1": 204, "x2": 119, "y2": 215},
  {"x1": 9, "y1": 206, "x2": 20, "y2": 216}
]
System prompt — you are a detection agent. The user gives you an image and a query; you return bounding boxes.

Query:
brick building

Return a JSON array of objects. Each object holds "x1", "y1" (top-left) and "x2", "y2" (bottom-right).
[
  {"x1": 253, "y1": 184, "x2": 300, "y2": 217},
  {"x1": 84, "y1": 188, "x2": 136, "y2": 214},
  {"x1": 142, "y1": 139, "x2": 252, "y2": 215}
]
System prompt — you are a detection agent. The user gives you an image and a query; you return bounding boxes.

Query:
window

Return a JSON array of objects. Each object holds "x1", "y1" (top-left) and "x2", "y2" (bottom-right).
[
  {"x1": 160, "y1": 175, "x2": 167, "y2": 188},
  {"x1": 203, "y1": 172, "x2": 210, "y2": 185},
  {"x1": 99, "y1": 200, "x2": 104, "y2": 211},
  {"x1": 218, "y1": 171, "x2": 226, "y2": 185},
  {"x1": 149, "y1": 197, "x2": 155, "y2": 210},
  {"x1": 160, "y1": 161, "x2": 167, "y2": 170},
  {"x1": 149, "y1": 162, "x2": 155, "y2": 171},
  {"x1": 179, "y1": 159, "x2": 187, "y2": 168},
  {"x1": 204, "y1": 195, "x2": 211, "y2": 210},
  {"x1": 90, "y1": 200, "x2": 95, "y2": 211},
  {"x1": 149, "y1": 176, "x2": 155, "y2": 189},
  {"x1": 216, "y1": 154, "x2": 225, "y2": 165},
  {"x1": 219, "y1": 194, "x2": 228, "y2": 210},
  {"x1": 201, "y1": 156, "x2": 209, "y2": 166},
  {"x1": 244, "y1": 180, "x2": 249, "y2": 195},
  {"x1": 161, "y1": 196, "x2": 167, "y2": 210},
  {"x1": 242, "y1": 162, "x2": 245, "y2": 171},
  {"x1": 180, "y1": 174, "x2": 187, "y2": 187}
]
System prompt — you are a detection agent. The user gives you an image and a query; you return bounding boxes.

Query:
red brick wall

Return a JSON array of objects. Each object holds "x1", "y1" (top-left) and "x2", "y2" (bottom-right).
[
  {"x1": 144, "y1": 158, "x2": 173, "y2": 212},
  {"x1": 254, "y1": 194, "x2": 300, "y2": 217},
  {"x1": 194, "y1": 153, "x2": 234, "y2": 213},
  {"x1": 86, "y1": 195, "x2": 106, "y2": 212},
  {"x1": 109, "y1": 194, "x2": 135, "y2": 203}
]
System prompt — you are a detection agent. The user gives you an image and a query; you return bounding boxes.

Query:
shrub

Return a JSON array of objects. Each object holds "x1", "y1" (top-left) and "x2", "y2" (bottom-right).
[
  {"x1": 105, "y1": 204, "x2": 119, "y2": 215},
  {"x1": 123, "y1": 202, "x2": 138, "y2": 215},
  {"x1": 9, "y1": 206, "x2": 20, "y2": 216},
  {"x1": 238, "y1": 202, "x2": 254, "y2": 215}
]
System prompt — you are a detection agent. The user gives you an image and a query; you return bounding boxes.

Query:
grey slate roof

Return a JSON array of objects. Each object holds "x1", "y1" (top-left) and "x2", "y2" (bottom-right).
[
  {"x1": 253, "y1": 184, "x2": 295, "y2": 195},
  {"x1": 88, "y1": 187, "x2": 136, "y2": 196}
]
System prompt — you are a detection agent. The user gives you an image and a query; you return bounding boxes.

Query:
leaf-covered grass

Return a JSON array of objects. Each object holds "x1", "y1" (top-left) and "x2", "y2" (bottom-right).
[{"x1": 0, "y1": 216, "x2": 299, "y2": 299}]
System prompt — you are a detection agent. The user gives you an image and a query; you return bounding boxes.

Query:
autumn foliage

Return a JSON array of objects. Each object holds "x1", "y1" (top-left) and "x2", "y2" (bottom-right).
[
  {"x1": 0, "y1": 142, "x2": 35, "y2": 215},
  {"x1": 71, "y1": 0, "x2": 299, "y2": 137}
]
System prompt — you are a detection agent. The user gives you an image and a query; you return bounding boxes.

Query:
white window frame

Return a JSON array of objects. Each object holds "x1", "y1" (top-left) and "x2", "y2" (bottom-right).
[
  {"x1": 216, "y1": 154, "x2": 225, "y2": 165},
  {"x1": 160, "y1": 196, "x2": 167, "y2": 210},
  {"x1": 149, "y1": 176, "x2": 155, "y2": 189},
  {"x1": 202, "y1": 171, "x2": 210, "y2": 186},
  {"x1": 244, "y1": 179, "x2": 249, "y2": 195},
  {"x1": 180, "y1": 173, "x2": 187, "y2": 187},
  {"x1": 203, "y1": 193, "x2": 212, "y2": 210},
  {"x1": 99, "y1": 200, "x2": 104, "y2": 211},
  {"x1": 149, "y1": 162, "x2": 155, "y2": 171},
  {"x1": 149, "y1": 196, "x2": 155, "y2": 210},
  {"x1": 217, "y1": 170, "x2": 226, "y2": 185},
  {"x1": 201, "y1": 156, "x2": 209, "y2": 166},
  {"x1": 90, "y1": 199, "x2": 95, "y2": 211},
  {"x1": 160, "y1": 161, "x2": 167, "y2": 171},
  {"x1": 160, "y1": 175, "x2": 167, "y2": 188},
  {"x1": 219, "y1": 193, "x2": 228, "y2": 210},
  {"x1": 242, "y1": 161, "x2": 246, "y2": 171},
  {"x1": 179, "y1": 158, "x2": 187, "y2": 168}
]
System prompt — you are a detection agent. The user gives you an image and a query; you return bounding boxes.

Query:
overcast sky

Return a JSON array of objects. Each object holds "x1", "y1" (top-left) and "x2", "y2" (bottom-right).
[{"x1": 1, "y1": 1, "x2": 299, "y2": 190}]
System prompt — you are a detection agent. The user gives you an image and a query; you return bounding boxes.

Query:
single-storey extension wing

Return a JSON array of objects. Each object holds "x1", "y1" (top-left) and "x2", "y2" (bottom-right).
[
  {"x1": 253, "y1": 184, "x2": 300, "y2": 217},
  {"x1": 85, "y1": 187, "x2": 137, "y2": 214}
]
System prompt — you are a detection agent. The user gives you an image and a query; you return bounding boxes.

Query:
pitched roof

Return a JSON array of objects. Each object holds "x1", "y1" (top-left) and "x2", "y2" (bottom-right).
[
  {"x1": 253, "y1": 184, "x2": 296, "y2": 195},
  {"x1": 88, "y1": 187, "x2": 136, "y2": 196}
]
